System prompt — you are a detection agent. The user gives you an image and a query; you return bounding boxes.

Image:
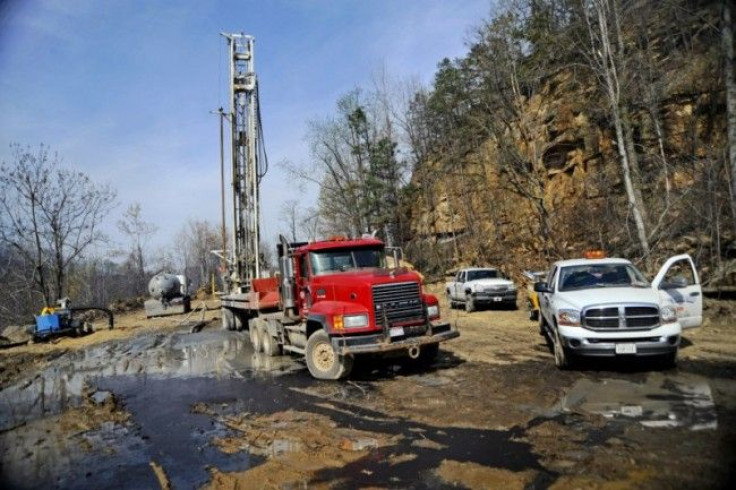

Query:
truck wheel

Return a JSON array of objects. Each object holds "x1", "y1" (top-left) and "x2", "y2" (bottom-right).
[
  {"x1": 234, "y1": 311, "x2": 245, "y2": 331},
  {"x1": 465, "y1": 294, "x2": 475, "y2": 313},
  {"x1": 222, "y1": 309, "x2": 235, "y2": 331},
  {"x1": 538, "y1": 313, "x2": 548, "y2": 337},
  {"x1": 262, "y1": 330, "x2": 281, "y2": 357},
  {"x1": 553, "y1": 330, "x2": 572, "y2": 370},
  {"x1": 305, "y1": 330, "x2": 353, "y2": 380},
  {"x1": 529, "y1": 308, "x2": 539, "y2": 322},
  {"x1": 417, "y1": 343, "x2": 439, "y2": 366},
  {"x1": 250, "y1": 323, "x2": 264, "y2": 353},
  {"x1": 662, "y1": 351, "x2": 678, "y2": 369}
]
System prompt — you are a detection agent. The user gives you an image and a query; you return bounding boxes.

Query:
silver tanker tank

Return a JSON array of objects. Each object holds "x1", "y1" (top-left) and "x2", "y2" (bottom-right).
[{"x1": 147, "y1": 273, "x2": 183, "y2": 302}]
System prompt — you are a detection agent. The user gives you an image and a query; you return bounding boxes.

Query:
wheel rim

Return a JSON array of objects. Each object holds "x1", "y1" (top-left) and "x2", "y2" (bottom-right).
[{"x1": 313, "y1": 341, "x2": 335, "y2": 372}]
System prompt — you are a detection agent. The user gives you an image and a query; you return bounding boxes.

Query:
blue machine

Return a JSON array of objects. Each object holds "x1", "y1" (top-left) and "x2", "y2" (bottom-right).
[
  {"x1": 32, "y1": 301, "x2": 114, "y2": 341},
  {"x1": 35, "y1": 314, "x2": 61, "y2": 334}
]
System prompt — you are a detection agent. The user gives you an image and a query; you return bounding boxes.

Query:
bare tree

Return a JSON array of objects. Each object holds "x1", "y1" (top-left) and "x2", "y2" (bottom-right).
[
  {"x1": 280, "y1": 199, "x2": 300, "y2": 242},
  {"x1": 175, "y1": 219, "x2": 220, "y2": 291},
  {"x1": 301, "y1": 206, "x2": 322, "y2": 241},
  {"x1": 117, "y1": 202, "x2": 157, "y2": 294},
  {"x1": 581, "y1": 0, "x2": 651, "y2": 267},
  {"x1": 283, "y1": 88, "x2": 406, "y2": 240},
  {"x1": 0, "y1": 144, "x2": 117, "y2": 305}
]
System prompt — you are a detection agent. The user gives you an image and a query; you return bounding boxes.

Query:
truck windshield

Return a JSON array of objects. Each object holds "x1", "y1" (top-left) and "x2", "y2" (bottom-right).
[
  {"x1": 467, "y1": 269, "x2": 499, "y2": 281},
  {"x1": 310, "y1": 247, "x2": 386, "y2": 275},
  {"x1": 559, "y1": 263, "x2": 649, "y2": 291}
]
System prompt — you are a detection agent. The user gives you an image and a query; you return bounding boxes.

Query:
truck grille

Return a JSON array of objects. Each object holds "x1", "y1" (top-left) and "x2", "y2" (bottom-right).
[
  {"x1": 373, "y1": 282, "x2": 425, "y2": 329},
  {"x1": 485, "y1": 285, "x2": 509, "y2": 293},
  {"x1": 583, "y1": 305, "x2": 660, "y2": 330}
]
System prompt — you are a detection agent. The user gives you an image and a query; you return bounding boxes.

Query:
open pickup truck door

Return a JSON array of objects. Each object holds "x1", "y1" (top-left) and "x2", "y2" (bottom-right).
[{"x1": 652, "y1": 254, "x2": 702, "y2": 328}]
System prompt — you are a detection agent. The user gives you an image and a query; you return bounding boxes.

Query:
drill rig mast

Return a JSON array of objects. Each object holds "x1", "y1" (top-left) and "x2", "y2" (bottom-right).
[{"x1": 222, "y1": 32, "x2": 266, "y2": 294}]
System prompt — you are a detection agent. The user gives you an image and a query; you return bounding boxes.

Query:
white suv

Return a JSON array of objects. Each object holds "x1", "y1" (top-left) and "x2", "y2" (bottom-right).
[{"x1": 534, "y1": 254, "x2": 702, "y2": 368}]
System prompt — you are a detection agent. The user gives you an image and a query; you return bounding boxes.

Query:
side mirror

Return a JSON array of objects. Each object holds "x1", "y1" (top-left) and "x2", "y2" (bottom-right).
[{"x1": 534, "y1": 282, "x2": 552, "y2": 293}]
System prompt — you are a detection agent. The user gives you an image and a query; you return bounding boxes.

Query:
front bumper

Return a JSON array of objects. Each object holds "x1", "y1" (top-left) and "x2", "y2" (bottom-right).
[
  {"x1": 557, "y1": 322, "x2": 681, "y2": 357},
  {"x1": 331, "y1": 321, "x2": 459, "y2": 355},
  {"x1": 471, "y1": 291, "x2": 517, "y2": 305}
]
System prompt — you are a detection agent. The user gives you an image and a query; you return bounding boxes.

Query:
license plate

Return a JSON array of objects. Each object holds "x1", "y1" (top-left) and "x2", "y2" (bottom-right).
[
  {"x1": 493, "y1": 297, "x2": 503, "y2": 302},
  {"x1": 615, "y1": 343, "x2": 637, "y2": 354},
  {"x1": 389, "y1": 326, "x2": 404, "y2": 338}
]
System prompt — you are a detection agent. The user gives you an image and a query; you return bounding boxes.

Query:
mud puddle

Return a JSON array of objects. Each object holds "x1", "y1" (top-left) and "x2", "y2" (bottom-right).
[
  {"x1": 560, "y1": 372, "x2": 717, "y2": 430},
  {"x1": 0, "y1": 330, "x2": 298, "y2": 430},
  {"x1": 0, "y1": 329, "x2": 301, "y2": 489},
  {"x1": 180, "y1": 383, "x2": 552, "y2": 489}
]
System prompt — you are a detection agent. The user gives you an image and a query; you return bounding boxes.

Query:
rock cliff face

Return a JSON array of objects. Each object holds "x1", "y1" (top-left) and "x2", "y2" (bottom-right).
[{"x1": 406, "y1": 21, "x2": 731, "y2": 286}]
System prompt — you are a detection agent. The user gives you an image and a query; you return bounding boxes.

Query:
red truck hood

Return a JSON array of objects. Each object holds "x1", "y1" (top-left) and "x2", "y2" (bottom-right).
[{"x1": 311, "y1": 268, "x2": 422, "y2": 289}]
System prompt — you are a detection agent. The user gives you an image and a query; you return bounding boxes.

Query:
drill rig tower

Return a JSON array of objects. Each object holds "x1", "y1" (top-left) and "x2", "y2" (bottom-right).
[{"x1": 222, "y1": 32, "x2": 265, "y2": 294}]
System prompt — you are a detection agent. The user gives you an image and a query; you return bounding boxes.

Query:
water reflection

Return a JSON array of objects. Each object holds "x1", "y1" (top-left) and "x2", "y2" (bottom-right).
[
  {"x1": 0, "y1": 330, "x2": 300, "y2": 430},
  {"x1": 560, "y1": 372, "x2": 717, "y2": 430}
]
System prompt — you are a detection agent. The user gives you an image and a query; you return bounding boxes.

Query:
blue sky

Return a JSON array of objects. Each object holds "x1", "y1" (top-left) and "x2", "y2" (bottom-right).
[{"x1": 0, "y1": 0, "x2": 494, "y2": 257}]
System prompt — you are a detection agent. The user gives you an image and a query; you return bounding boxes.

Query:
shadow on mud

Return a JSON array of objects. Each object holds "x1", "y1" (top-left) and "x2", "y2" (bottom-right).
[{"x1": 348, "y1": 348, "x2": 466, "y2": 381}]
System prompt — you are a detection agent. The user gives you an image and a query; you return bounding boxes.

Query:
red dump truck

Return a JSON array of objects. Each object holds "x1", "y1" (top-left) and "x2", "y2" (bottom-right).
[{"x1": 221, "y1": 236, "x2": 459, "y2": 379}]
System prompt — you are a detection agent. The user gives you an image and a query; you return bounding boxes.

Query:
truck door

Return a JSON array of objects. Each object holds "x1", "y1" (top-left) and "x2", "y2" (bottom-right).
[
  {"x1": 539, "y1": 266, "x2": 558, "y2": 324},
  {"x1": 453, "y1": 271, "x2": 464, "y2": 299},
  {"x1": 652, "y1": 254, "x2": 702, "y2": 328},
  {"x1": 296, "y1": 252, "x2": 312, "y2": 315}
]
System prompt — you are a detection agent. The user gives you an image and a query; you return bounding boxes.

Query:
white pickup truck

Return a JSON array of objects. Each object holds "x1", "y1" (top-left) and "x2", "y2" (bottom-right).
[
  {"x1": 534, "y1": 254, "x2": 702, "y2": 369},
  {"x1": 446, "y1": 267, "x2": 517, "y2": 312}
]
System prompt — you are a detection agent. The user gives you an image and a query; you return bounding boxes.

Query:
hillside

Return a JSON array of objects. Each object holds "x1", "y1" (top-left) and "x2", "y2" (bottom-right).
[{"x1": 403, "y1": 0, "x2": 732, "y2": 286}]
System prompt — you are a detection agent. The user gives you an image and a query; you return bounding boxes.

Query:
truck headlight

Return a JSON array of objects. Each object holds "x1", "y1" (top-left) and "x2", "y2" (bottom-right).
[
  {"x1": 427, "y1": 305, "x2": 439, "y2": 319},
  {"x1": 343, "y1": 313, "x2": 369, "y2": 328},
  {"x1": 660, "y1": 305, "x2": 677, "y2": 324},
  {"x1": 557, "y1": 309, "x2": 581, "y2": 327}
]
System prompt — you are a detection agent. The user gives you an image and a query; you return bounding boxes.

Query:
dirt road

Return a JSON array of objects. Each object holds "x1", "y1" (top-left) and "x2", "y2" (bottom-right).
[{"x1": 0, "y1": 291, "x2": 734, "y2": 489}]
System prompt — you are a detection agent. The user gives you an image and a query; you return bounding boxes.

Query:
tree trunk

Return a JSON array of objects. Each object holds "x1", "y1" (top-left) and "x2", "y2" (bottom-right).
[
  {"x1": 620, "y1": 108, "x2": 649, "y2": 225},
  {"x1": 724, "y1": 1, "x2": 736, "y2": 233},
  {"x1": 613, "y1": 109, "x2": 651, "y2": 267},
  {"x1": 30, "y1": 194, "x2": 50, "y2": 305}
]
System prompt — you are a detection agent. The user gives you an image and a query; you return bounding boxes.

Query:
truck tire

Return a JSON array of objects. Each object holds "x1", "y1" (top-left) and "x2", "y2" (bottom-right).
[
  {"x1": 553, "y1": 329, "x2": 572, "y2": 370},
  {"x1": 661, "y1": 350, "x2": 678, "y2": 369},
  {"x1": 234, "y1": 311, "x2": 245, "y2": 331},
  {"x1": 222, "y1": 309, "x2": 235, "y2": 331},
  {"x1": 262, "y1": 329, "x2": 281, "y2": 357},
  {"x1": 416, "y1": 343, "x2": 439, "y2": 366},
  {"x1": 465, "y1": 294, "x2": 475, "y2": 313},
  {"x1": 305, "y1": 330, "x2": 353, "y2": 380},
  {"x1": 529, "y1": 308, "x2": 539, "y2": 322},
  {"x1": 250, "y1": 322, "x2": 264, "y2": 353},
  {"x1": 538, "y1": 312, "x2": 548, "y2": 337}
]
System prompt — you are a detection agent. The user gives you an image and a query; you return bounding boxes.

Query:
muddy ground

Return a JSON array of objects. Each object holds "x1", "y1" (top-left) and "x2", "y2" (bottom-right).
[{"x1": 0, "y1": 290, "x2": 734, "y2": 489}]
